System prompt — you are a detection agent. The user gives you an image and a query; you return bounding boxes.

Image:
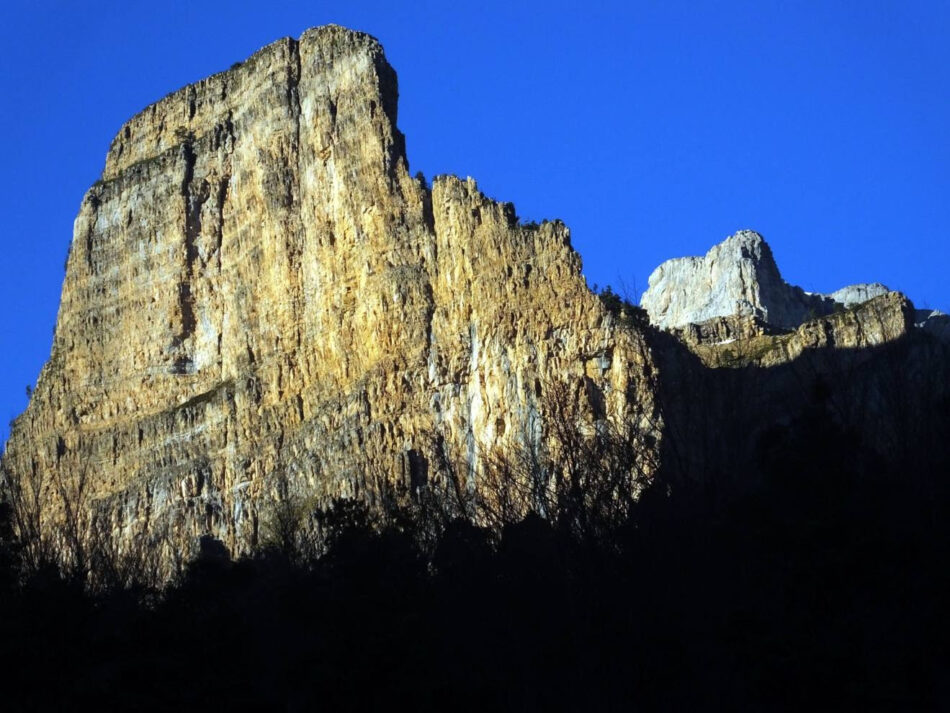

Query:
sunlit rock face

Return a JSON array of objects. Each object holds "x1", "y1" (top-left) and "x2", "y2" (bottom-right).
[
  {"x1": 639, "y1": 237, "x2": 948, "y2": 495},
  {"x1": 4, "y1": 24, "x2": 943, "y2": 574},
  {"x1": 829, "y1": 283, "x2": 890, "y2": 308},
  {"x1": 1, "y1": 26, "x2": 658, "y2": 562},
  {"x1": 674, "y1": 292, "x2": 917, "y2": 369},
  {"x1": 641, "y1": 230, "x2": 894, "y2": 331}
]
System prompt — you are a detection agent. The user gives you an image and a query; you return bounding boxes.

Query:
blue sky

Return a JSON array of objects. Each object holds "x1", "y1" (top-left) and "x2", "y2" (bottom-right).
[{"x1": 1, "y1": 1, "x2": 948, "y2": 439}]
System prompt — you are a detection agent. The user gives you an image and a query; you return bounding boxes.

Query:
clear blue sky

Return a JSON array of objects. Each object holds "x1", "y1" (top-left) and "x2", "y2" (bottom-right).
[{"x1": 2, "y1": 1, "x2": 948, "y2": 440}]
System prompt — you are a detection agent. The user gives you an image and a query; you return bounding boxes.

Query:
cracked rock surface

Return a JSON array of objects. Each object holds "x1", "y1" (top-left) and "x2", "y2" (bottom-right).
[
  {"x1": 641, "y1": 230, "x2": 893, "y2": 330},
  {"x1": 2, "y1": 26, "x2": 658, "y2": 562}
]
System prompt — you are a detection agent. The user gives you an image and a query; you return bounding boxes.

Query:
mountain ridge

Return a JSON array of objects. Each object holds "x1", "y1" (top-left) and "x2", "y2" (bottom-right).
[
  {"x1": 641, "y1": 229, "x2": 894, "y2": 330},
  {"x1": 2, "y1": 25, "x2": 946, "y2": 575}
]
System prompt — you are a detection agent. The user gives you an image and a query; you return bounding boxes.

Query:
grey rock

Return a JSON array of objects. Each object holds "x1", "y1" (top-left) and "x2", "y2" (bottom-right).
[
  {"x1": 830, "y1": 283, "x2": 890, "y2": 308},
  {"x1": 916, "y1": 309, "x2": 950, "y2": 343},
  {"x1": 641, "y1": 230, "x2": 835, "y2": 330},
  {"x1": 641, "y1": 230, "x2": 899, "y2": 331}
]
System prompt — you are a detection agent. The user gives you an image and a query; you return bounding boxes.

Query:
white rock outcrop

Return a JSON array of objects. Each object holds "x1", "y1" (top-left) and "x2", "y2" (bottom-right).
[
  {"x1": 829, "y1": 283, "x2": 890, "y2": 308},
  {"x1": 641, "y1": 230, "x2": 894, "y2": 330}
]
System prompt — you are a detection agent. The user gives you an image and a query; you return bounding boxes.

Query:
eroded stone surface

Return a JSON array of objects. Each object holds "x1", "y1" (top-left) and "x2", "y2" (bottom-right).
[
  {"x1": 1, "y1": 26, "x2": 658, "y2": 562},
  {"x1": 682, "y1": 292, "x2": 916, "y2": 368},
  {"x1": 915, "y1": 309, "x2": 950, "y2": 343},
  {"x1": 3, "y1": 26, "x2": 940, "y2": 572},
  {"x1": 641, "y1": 230, "x2": 896, "y2": 330}
]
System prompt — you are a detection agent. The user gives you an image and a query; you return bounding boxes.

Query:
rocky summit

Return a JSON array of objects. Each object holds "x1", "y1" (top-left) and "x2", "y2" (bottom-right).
[
  {"x1": 640, "y1": 229, "x2": 892, "y2": 330},
  {"x1": 2, "y1": 26, "x2": 947, "y2": 572}
]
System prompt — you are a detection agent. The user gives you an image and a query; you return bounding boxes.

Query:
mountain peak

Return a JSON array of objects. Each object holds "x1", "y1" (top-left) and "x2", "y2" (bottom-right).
[{"x1": 641, "y1": 230, "x2": 892, "y2": 330}]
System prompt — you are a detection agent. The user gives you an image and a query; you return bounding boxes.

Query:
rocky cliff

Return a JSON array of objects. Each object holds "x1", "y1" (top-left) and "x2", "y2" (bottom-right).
[
  {"x1": 640, "y1": 229, "x2": 948, "y2": 362},
  {"x1": 640, "y1": 230, "x2": 891, "y2": 330},
  {"x1": 3, "y1": 26, "x2": 946, "y2": 572},
  {"x1": 1, "y1": 26, "x2": 657, "y2": 564},
  {"x1": 639, "y1": 232, "x2": 949, "y2": 493}
]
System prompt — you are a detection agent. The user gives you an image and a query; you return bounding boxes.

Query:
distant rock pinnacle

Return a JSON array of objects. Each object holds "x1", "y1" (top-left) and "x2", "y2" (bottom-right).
[{"x1": 640, "y1": 230, "x2": 890, "y2": 330}]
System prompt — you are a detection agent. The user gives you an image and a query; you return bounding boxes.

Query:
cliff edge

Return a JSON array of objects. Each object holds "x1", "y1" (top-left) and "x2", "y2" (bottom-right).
[
  {"x1": 641, "y1": 230, "x2": 890, "y2": 330},
  {"x1": 1, "y1": 26, "x2": 657, "y2": 564}
]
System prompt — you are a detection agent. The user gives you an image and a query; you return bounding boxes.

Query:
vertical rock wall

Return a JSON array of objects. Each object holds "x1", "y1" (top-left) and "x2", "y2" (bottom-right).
[{"x1": 2, "y1": 26, "x2": 659, "y2": 560}]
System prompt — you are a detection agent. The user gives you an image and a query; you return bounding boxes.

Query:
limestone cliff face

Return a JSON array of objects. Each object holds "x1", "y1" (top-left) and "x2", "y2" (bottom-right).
[
  {"x1": 2, "y1": 26, "x2": 657, "y2": 560},
  {"x1": 640, "y1": 229, "x2": 937, "y2": 372},
  {"x1": 677, "y1": 292, "x2": 916, "y2": 369},
  {"x1": 639, "y1": 229, "x2": 946, "y2": 368},
  {"x1": 639, "y1": 232, "x2": 948, "y2": 491},
  {"x1": 4, "y1": 25, "x2": 942, "y2": 570},
  {"x1": 641, "y1": 230, "x2": 891, "y2": 330}
]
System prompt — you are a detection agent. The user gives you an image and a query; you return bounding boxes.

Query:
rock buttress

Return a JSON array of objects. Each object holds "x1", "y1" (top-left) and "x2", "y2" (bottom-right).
[{"x1": 1, "y1": 26, "x2": 659, "y2": 564}]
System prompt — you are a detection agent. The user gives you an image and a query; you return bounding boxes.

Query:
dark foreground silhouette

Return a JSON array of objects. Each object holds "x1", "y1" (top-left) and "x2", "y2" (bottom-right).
[
  {"x1": 1, "y1": 326, "x2": 949, "y2": 710},
  {"x1": 1, "y1": 409, "x2": 947, "y2": 711}
]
